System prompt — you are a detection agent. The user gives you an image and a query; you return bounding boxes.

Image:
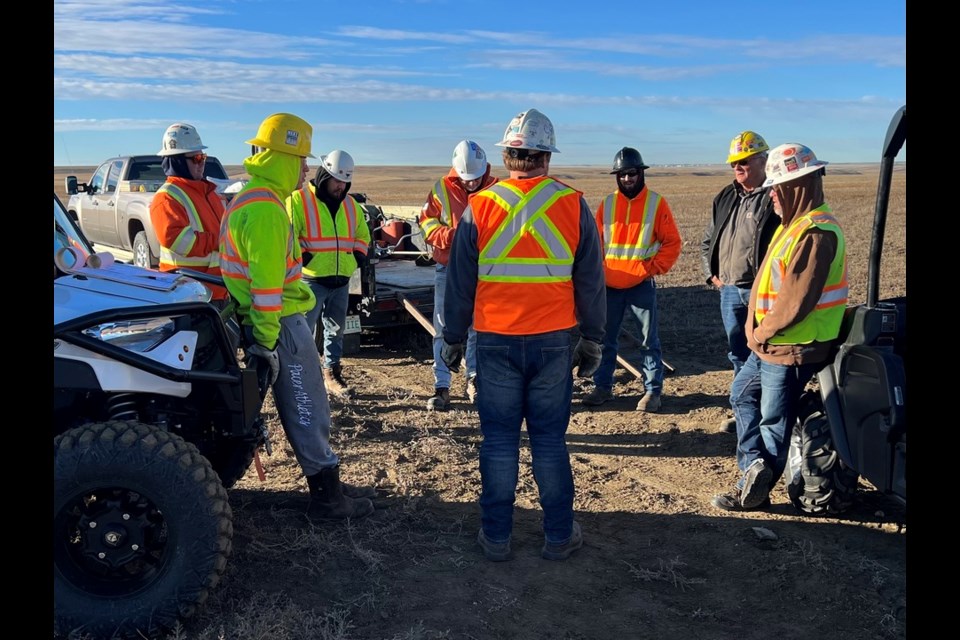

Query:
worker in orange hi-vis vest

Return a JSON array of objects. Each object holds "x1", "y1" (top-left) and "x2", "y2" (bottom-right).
[
  {"x1": 149, "y1": 123, "x2": 228, "y2": 303},
  {"x1": 441, "y1": 108, "x2": 607, "y2": 563},
  {"x1": 581, "y1": 147, "x2": 682, "y2": 414},
  {"x1": 418, "y1": 139, "x2": 498, "y2": 411}
]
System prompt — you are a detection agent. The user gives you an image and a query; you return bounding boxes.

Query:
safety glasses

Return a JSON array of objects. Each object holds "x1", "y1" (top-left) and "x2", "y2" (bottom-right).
[
  {"x1": 730, "y1": 158, "x2": 753, "y2": 168},
  {"x1": 617, "y1": 169, "x2": 640, "y2": 178},
  {"x1": 187, "y1": 153, "x2": 208, "y2": 164}
]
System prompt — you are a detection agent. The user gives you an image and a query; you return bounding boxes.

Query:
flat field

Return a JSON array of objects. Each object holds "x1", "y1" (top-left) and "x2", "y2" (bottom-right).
[{"x1": 53, "y1": 163, "x2": 907, "y2": 640}]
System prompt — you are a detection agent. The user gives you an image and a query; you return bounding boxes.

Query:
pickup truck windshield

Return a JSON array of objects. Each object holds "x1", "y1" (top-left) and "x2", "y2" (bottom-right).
[{"x1": 128, "y1": 158, "x2": 228, "y2": 181}]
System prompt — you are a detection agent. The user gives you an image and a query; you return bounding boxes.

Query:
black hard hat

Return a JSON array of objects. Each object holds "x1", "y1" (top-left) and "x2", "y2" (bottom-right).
[{"x1": 610, "y1": 147, "x2": 649, "y2": 174}]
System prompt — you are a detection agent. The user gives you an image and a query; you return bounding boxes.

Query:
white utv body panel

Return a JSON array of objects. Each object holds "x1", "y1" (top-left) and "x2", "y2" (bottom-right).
[{"x1": 55, "y1": 192, "x2": 213, "y2": 397}]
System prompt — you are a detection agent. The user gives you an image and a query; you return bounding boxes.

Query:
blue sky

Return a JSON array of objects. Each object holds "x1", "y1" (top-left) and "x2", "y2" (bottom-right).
[{"x1": 53, "y1": 0, "x2": 906, "y2": 168}]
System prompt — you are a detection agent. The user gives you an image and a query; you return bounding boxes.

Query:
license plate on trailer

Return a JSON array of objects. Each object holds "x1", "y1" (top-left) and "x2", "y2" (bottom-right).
[{"x1": 344, "y1": 315, "x2": 362, "y2": 334}]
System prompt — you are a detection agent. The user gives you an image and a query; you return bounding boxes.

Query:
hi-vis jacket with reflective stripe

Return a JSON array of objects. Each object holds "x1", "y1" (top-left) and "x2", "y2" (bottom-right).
[
  {"x1": 149, "y1": 176, "x2": 228, "y2": 299},
  {"x1": 418, "y1": 166, "x2": 498, "y2": 266},
  {"x1": 287, "y1": 183, "x2": 370, "y2": 279},
  {"x1": 753, "y1": 204, "x2": 847, "y2": 347},
  {"x1": 219, "y1": 169, "x2": 315, "y2": 349},
  {"x1": 596, "y1": 186, "x2": 682, "y2": 289},
  {"x1": 456, "y1": 176, "x2": 605, "y2": 336}
]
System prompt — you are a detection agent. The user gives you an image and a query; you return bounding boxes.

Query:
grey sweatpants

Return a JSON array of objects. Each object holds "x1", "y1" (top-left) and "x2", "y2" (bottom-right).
[{"x1": 270, "y1": 313, "x2": 339, "y2": 475}]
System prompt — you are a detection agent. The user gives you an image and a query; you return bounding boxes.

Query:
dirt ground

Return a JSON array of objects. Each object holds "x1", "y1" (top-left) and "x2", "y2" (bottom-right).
[{"x1": 54, "y1": 164, "x2": 907, "y2": 640}]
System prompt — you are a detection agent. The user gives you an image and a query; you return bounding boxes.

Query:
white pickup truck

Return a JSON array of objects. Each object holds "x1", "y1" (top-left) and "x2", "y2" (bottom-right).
[{"x1": 65, "y1": 155, "x2": 242, "y2": 268}]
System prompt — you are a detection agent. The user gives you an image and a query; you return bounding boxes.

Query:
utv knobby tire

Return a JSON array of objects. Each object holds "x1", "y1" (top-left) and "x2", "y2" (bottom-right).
[
  {"x1": 54, "y1": 421, "x2": 233, "y2": 639},
  {"x1": 785, "y1": 411, "x2": 860, "y2": 515}
]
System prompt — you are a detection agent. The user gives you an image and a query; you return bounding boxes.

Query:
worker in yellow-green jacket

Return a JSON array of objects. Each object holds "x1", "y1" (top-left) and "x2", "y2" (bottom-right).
[
  {"x1": 286, "y1": 149, "x2": 370, "y2": 400},
  {"x1": 219, "y1": 114, "x2": 375, "y2": 521}
]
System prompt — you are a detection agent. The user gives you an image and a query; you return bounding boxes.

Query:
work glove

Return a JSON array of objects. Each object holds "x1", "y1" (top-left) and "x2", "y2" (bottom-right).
[
  {"x1": 440, "y1": 339, "x2": 465, "y2": 372},
  {"x1": 244, "y1": 343, "x2": 280, "y2": 389},
  {"x1": 571, "y1": 337, "x2": 602, "y2": 378}
]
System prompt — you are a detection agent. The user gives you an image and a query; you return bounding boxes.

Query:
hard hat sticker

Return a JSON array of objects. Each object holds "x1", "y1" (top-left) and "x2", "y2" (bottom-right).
[{"x1": 285, "y1": 130, "x2": 299, "y2": 147}]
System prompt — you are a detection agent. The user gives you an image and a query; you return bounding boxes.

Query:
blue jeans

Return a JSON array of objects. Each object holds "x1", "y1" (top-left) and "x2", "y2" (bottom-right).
[
  {"x1": 730, "y1": 352, "x2": 818, "y2": 487},
  {"x1": 719, "y1": 285, "x2": 752, "y2": 377},
  {"x1": 476, "y1": 330, "x2": 576, "y2": 545},
  {"x1": 304, "y1": 280, "x2": 349, "y2": 369},
  {"x1": 433, "y1": 264, "x2": 477, "y2": 388},
  {"x1": 593, "y1": 279, "x2": 663, "y2": 394}
]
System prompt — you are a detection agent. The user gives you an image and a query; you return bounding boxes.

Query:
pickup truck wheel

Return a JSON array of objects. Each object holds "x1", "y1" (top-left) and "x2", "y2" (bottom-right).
[
  {"x1": 133, "y1": 231, "x2": 157, "y2": 268},
  {"x1": 54, "y1": 421, "x2": 232, "y2": 639},
  {"x1": 785, "y1": 411, "x2": 860, "y2": 516}
]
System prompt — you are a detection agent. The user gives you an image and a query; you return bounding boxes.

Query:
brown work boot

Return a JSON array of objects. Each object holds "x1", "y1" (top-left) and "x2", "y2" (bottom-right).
[
  {"x1": 636, "y1": 392, "x2": 662, "y2": 413},
  {"x1": 466, "y1": 375, "x2": 478, "y2": 404},
  {"x1": 427, "y1": 388, "x2": 450, "y2": 411},
  {"x1": 323, "y1": 364, "x2": 354, "y2": 400},
  {"x1": 306, "y1": 465, "x2": 374, "y2": 521}
]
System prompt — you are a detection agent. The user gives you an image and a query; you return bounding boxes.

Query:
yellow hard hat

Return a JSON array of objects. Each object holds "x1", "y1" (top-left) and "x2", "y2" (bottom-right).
[
  {"x1": 726, "y1": 131, "x2": 769, "y2": 164},
  {"x1": 245, "y1": 113, "x2": 315, "y2": 158}
]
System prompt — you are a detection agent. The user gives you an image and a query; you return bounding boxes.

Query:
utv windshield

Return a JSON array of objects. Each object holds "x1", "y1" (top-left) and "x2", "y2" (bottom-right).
[{"x1": 54, "y1": 194, "x2": 92, "y2": 264}]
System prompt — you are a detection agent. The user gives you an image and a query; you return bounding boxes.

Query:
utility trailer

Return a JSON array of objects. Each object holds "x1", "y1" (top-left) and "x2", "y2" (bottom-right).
[{"x1": 332, "y1": 194, "x2": 437, "y2": 354}]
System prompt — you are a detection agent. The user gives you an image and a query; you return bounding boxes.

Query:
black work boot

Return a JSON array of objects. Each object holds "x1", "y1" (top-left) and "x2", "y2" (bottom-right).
[{"x1": 306, "y1": 465, "x2": 374, "y2": 521}]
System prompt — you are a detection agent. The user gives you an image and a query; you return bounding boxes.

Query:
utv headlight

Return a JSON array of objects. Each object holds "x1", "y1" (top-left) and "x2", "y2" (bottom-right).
[{"x1": 83, "y1": 317, "x2": 177, "y2": 353}]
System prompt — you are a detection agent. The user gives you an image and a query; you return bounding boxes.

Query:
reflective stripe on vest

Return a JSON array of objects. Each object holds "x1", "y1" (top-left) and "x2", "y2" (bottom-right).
[
  {"x1": 298, "y1": 187, "x2": 361, "y2": 253},
  {"x1": 156, "y1": 183, "x2": 220, "y2": 268},
  {"x1": 755, "y1": 206, "x2": 848, "y2": 344},
  {"x1": 219, "y1": 187, "x2": 299, "y2": 312},
  {"x1": 474, "y1": 179, "x2": 575, "y2": 282},
  {"x1": 419, "y1": 178, "x2": 452, "y2": 240},
  {"x1": 601, "y1": 190, "x2": 662, "y2": 262}
]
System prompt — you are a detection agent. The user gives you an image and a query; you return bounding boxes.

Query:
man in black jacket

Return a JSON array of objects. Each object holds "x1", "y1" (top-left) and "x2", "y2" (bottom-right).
[{"x1": 700, "y1": 131, "x2": 779, "y2": 432}]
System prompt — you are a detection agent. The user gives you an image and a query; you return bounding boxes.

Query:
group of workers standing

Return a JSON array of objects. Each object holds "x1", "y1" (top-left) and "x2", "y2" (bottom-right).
[{"x1": 146, "y1": 106, "x2": 847, "y2": 561}]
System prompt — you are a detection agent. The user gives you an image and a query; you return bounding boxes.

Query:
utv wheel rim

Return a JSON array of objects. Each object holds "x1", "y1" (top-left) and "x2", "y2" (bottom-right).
[{"x1": 55, "y1": 486, "x2": 169, "y2": 596}]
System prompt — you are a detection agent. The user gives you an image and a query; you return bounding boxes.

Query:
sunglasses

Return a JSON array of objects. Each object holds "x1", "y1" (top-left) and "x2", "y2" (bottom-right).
[
  {"x1": 187, "y1": 153, "x2": 208, "y2": 164},
  {"x1": 730, "y1": 158, "x2": 753, "y2": 167},
  {"x1": 617, "y1": 170, "x2": 640, "y2": 178}
]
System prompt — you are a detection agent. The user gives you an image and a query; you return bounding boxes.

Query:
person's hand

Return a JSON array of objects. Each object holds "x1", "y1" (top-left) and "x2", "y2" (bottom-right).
[
  {"x1": 571, "y1": 338, "x2": 602, "y2": 378},
  {"x1": 710, "y1": 276, "x2": 723, "y2": 288},
  {"x1": 244, "y1": 343, "x2": 280, "y2": 387},
  {"x1": 440, "y1": 340, "x2": 464, "y2": 372}
]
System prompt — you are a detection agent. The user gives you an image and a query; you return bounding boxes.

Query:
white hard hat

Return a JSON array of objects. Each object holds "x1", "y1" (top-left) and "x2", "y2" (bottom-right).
[
  {"x1": 763, "y1": 143, "x2": 828, "y2": 187},
  {"x1": 494, "y1": 108, "x2": 560, "y2": 153},
  {"x1": 320, "y1": 149, "x2": 355, "y2": 182},
  {"x1": 158, "y1": 123, "x2": 207, "y2": 157},
  {"x1": 452, "y1": 140, "x2": 487, "y2": 181}
]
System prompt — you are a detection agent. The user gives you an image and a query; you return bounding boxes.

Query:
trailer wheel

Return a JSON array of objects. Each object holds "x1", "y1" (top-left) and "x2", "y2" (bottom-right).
[
  {"x1": 54, "y1": 421, "x2": 232, "y2": 639},
  {"x1": 785, "y1": 411, "x2": 860, "y2": 515}
]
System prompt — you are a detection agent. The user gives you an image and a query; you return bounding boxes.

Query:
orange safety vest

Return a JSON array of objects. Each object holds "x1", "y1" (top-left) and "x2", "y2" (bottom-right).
[
  {"x1": 597, "y1": 187, "x2": 673, "y2": 289},
  {"x1": 152, "y1": 178, "x2": 227, "y2": 299},
  {"x1": 469, "y1": 176, "x2": 583, "y2": 335}
]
